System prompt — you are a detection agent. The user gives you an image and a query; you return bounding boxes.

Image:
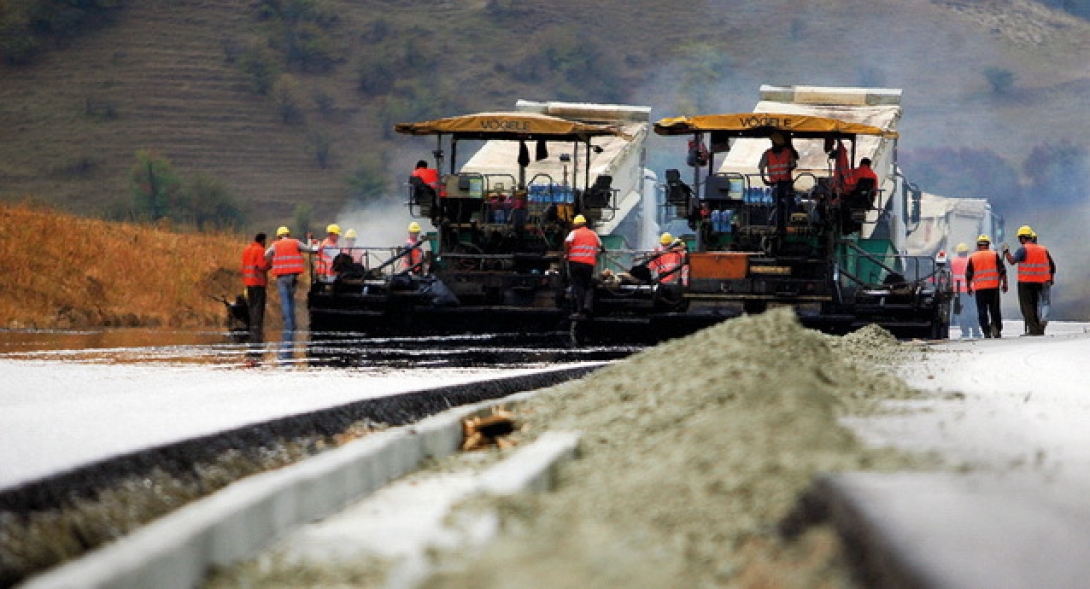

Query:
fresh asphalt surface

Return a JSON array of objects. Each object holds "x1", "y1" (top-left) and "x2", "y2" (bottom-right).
[{"x1": 5, "y1": 323, "x2": 1090, "y2": 587}]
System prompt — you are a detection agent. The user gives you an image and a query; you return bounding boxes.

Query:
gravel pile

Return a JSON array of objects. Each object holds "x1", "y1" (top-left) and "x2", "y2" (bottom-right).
[
  {"x1": 204, "y1": 309, "x2": 933, "y2": 588},
  {"x1": 420, "y1": 309, "x2": 930, "y2": 589}
]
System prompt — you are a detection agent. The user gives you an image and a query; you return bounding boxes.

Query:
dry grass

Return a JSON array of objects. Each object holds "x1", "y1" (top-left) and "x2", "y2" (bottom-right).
[{"x1": 0, "y1": 202, "x2": 245, "y2": 329}]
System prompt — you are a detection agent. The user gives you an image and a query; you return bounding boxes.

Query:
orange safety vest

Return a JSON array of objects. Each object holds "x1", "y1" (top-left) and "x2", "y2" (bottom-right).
[
  {"x1": 950, "y1": 255, "x2": 969, "y2": 293},
  {"x1": 567, "y1": 227, "x2": 601, "y2": 266},
  {"x1": 271, "y1": 238, "x2": 306, "y2": 277},
  {"x1": 969, "y1": 250, "x2": 1001, "y2": 290},
  {"x1": 649, "y1": 246, "x2": 685, "y2": 284},
  {"x1": 315, "y1": 237, "x2": 339, "y2": 277},
  {"x1": 765, "y1": 149, "x2": 794, "y2": 183},
  {"x1": 1018, "y1": 243, "x2": 1050, "y2": 283},
  {"x1": 242, "y1": 242, "x2": 268, "y2": 287},
  {"x1": 402, "y1": 238, "x2": 424, "y2": 274}
]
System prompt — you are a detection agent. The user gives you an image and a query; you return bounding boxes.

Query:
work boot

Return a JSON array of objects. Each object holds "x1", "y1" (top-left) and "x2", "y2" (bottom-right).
[{"x1": 991, "y1": 324, "x2": 1001, "y2": 338}]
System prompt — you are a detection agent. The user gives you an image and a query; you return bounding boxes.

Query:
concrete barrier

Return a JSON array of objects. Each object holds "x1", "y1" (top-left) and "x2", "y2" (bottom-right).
[{"x1": 17, "y1": 383, "x2": 584, "y2": 588}]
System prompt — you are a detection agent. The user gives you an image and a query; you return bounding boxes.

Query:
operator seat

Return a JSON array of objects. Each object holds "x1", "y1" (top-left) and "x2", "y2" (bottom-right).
[
  {"x1": 409, "y1": 175, "x2": 438, "y2": 218},
  {"x1": 841, "y1": 177, "x2": 876, "y2": 234}
]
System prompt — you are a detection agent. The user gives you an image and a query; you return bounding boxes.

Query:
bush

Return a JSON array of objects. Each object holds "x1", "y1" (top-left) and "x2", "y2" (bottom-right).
[
  {"x1": 187, "y1": 174, "x2": 246, "y2": 230},
  {"x1": 983, "y1": 66, "x2": 1015, "y2": 95},
  {"x1": 130, "y1": 150, "x2": 185, "y2": 222},
  {"x1": 346, "y1": 152, "x2": 389, "y2": 201},
  {"x1": 355, "y1": 48, "x2": 399, "y2": 95},
  {"x1": 272, "y1": 73, "x2": 305, "y2": 124},
  {"x1": 291, "y1": 202, "x2": 313, "y2": 237},
  {"x1": 1021, "y1": 140, "x2": 1088, "y2": 208},
  {"x1": 307, "y1": 128, "x2": 332, "y2": 168},
  {"x1": 0, "y1": 0, "x2": 124, "y2": 64},
  {"x1": 900, "y1": 146, "x2": 1022, "y2": 215},
  {"x1": 239, "y1": 43, "x2": 281, "y2": 95}
]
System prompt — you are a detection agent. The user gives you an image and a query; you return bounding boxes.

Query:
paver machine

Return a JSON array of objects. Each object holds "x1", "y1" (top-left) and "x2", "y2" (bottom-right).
[
  {"x1": 307, "y1": 106, "x2": 647, "y2": 338},
  {"x1": 582, "y1": 100, "x2": 954, "y2": 341}
]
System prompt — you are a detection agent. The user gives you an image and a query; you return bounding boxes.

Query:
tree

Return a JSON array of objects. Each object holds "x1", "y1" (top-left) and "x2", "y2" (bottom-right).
[
  {"x1": 239, "y1": 43, "x2": 280, "y2": 95},
  {"x1": 347, "y1": 151, "x2": 389, "y2": 201},
  {"x1": 307, "y1": 127, "x2": 332, "y2": 168},
  {"x1": 130, "y1": 150, "x2": 184, "y2": 222},
  {"x1": 983, "y1": 66, "x2": 1015, "y2": 95},
  {"x1": 272, "y1": 73, "x2": 305, "y2": 124},
  {"x1": 186, "y1": 173, "x2": 246, "y2": 230},
  {"x1": 1022, "y1": 140, "x2": 1088, "y2": 208},
  {"x1": 900, "y1": 146, "x2": 1022, "y2": 216},
  {"x1": 291, "y1": 203, "x2": 313, "y2": 238}
]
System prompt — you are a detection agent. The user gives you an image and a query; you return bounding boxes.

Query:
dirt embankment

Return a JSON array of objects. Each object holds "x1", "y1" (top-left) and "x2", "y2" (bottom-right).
[{"x1": 0, "y1": 203, "x2": 257, "y2": 330}]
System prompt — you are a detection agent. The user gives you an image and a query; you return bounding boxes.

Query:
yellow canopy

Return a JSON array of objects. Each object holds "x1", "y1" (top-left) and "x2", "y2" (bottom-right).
[
  {"x1": 394, "y1": 112, "x2": 629, "y2": 140},
  {"x1": 654, "y1": 113, "x2": 898, "y2": 139}
]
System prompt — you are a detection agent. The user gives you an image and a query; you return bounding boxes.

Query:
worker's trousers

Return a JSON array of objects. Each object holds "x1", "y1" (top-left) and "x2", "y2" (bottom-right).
[
  {"x1": 568, "y1": 262, "x2": 595, "y2": 316},
  {"x1": 974, "y1": 289, "x2": 1003, "y2": 338},
  {"x1": 246, "y1": 285, "x2": 266, "y2": 343},
  {"x1": 276, "y1": 274, "x2": 299, "y2": 331},
  {"x1": 1018, "y1": 282, "x2": 1046, "y2": 335}
]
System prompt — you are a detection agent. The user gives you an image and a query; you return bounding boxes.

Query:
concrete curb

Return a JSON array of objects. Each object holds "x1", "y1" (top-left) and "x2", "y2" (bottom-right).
[
  {"x1": 815, "y1": 472, "x2": 1090, "y2": 589},
  {"x1": 17, "y1": 390, "x2": 553, "y2": 589}
]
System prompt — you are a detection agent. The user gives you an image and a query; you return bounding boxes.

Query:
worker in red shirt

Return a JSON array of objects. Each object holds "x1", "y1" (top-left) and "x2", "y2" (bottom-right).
[
  {"x1": 412, "y1": 160, "x2": 440, "y2": 192},
  {"x1": 241, "y1": 232, "x2": 268, "y2": 343},
  {"x1": 845, "y1": 157, "x2": 879, "y2": 195}
]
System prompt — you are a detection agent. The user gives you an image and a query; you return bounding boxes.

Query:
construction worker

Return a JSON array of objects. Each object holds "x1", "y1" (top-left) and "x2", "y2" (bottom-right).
[
  {"x1": 265, "y1": 226, "x2": 318, "y2": 332},
  {"x1": 314, "y1": 224, "x2": 342, "y2": 284},
  {"x1": 965, "y1": 234, "x2": 1008, "y2": 338},
  {"x1": 564, "y1": 214, "x2": 604, "y2": 319},
  {"x1": 845, "y1": 157, "x2": 879, "y2": 195},
  {"x1": 411, "y1": 159, "x2": 440, "y2": 193},
  {"x1": 758, "y1": 131, "x2": 799, "y2": 235},
  {"x1": 648, "y1": 232, "x2": 687, "y2": 285},
  {"x1": 1031, "y1": 230, "x2": 1052, "y2": 331},
  {"x1": 949, "y1": 242, "x2": 982, "y2": 339},
  {"x1": 343, "y1": 228, "x2": 366, "y2": 265},
  {"x1": 398, "y1": 221, "x2": 428, "y2": 275},
  {"x1": 1002, "y1": 225, "x2": 1056, "y2": 336},
  {"x1": 241, "y1": 232, "x2": 269, "y2": 344}
]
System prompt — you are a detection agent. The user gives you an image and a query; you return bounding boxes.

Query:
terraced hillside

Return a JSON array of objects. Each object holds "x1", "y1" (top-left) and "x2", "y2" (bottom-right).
[
  {"x1": 0, "y1": 0, "x2": 355, "y2": 225},
  {"x1": 3, "y1": 0, "x2": 1090, "y2": 236}
]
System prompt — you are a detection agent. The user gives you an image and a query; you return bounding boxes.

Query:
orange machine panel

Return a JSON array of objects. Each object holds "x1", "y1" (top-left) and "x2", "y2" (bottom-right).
[{"x1": 688, "y1": 252, "x2": 750, "y2": 280}]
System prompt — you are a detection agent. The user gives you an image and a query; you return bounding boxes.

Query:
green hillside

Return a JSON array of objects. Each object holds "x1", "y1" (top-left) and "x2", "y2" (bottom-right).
[{"x1": 2, "y1": 0, "x2": 1089, "y2": 232}]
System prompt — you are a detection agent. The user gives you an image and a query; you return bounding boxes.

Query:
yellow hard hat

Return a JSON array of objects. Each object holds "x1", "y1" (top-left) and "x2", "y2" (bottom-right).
[
  {"x1": 276, "y1": 226, "x2": 290, "y2": 237},
  {"x1": 659, "y1": 232, "x2": 674, "y2": 245},
  {"x1": 408, "y1": 221, "x2": 422, "y2": 233},
  {"x1": 326, "y1": 223, "x2": 341, "y2": 235},
  {"x1": 345, "y1": 228, "x2": 357, "y2": 239},
  {"x1": 977, "y1": 234, "x2": 991, "y2": 244},
  {"x1": 573, "y1": 214, "x2": 587, "y2": 225},
  {"x1": 955, "y1": 242, "x2": 969, "y2": 253},
  {"x1": 1016, "y1": 225, "x2": 1034, "y2": 238}
]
